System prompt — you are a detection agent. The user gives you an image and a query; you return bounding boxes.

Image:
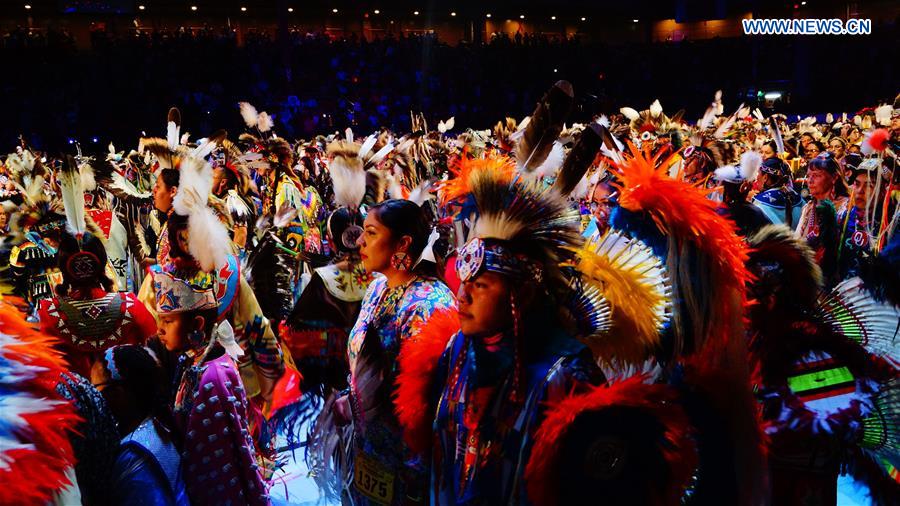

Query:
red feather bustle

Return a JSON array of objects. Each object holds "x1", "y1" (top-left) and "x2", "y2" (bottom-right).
[
  {"x1": 393, "y1": 309, "x2": 460, "y2": 455},
  {"x1": 525, "y1": 376, "x2": 697, "y2": 506},
  {"x1": 0, "y1": 301, "x2": 81, "y2": 505}
]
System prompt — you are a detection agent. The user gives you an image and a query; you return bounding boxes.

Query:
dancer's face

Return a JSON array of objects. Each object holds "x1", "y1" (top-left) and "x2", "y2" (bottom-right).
[
  {"x1": 852, "y1": 172, "x2": 877, "y2": 210},
  {"x1": 357, "y1": 212, "x2": 409, "y2": 274},
  {"x1": 153, "y1": 178, "x2": 177, "y2": 213},
  {"x1": 157, "y1": 313, "x2": 194, "y2": 352},
  {"x1": 806, "y1": 167, "x2": 836, "y2": 200},
  {"x1": 457, "y1": 271, "x2": 514, "y2": 337},
  {"x1": 760, "y1": 144, "x2": 775, "y2": 159}
]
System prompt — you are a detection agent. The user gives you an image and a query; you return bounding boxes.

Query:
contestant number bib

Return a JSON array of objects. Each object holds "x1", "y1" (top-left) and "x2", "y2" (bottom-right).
[{"x1": 354, "y1": 454, "x2": 395, "y2": 504}]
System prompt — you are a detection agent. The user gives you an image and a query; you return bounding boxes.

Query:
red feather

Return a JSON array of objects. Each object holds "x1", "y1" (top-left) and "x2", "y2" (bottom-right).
[
  {"x1": 0, "y1": 301, "x2": 81, "y2": 505},
  {"x1": 868, "y1": 128, "x2": 890, "y2": 152},
  {"x1": 393, "y1": 309, "x2": 460, "y2": 454},
  {"x1": 525, "y1": 376, "x2": 697, "y2": 506}
]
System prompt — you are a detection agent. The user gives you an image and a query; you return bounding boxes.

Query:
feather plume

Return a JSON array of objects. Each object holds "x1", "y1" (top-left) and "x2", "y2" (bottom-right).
[
  {"x1": 552, "y1": 122, "x2": 607, "y2": 197},
  {"x1": 139, "y1": 137, "x2": 176, "y2": 170},
  {"x1": 187, "y1": 205, "x2": 230, "y2": 272},
  {"x1": 79, "y1": 163, "x2": 97, "y2": 192},
  {"x1": 753, "y1": 108, "x2": 766, "y2": 121},
  {"x1": 393, "y1": 310, "x2": 459, "y2": 454},
  {"x1": 326, "y1": 140, "x2": 366, "y2": 209},
  {"x1": 572, "y1": 230, "x2": 672, "y2": 366},
  {"x1": 620, "y1": 107, "x2": 640, "y2": 122},
  {"x1": 874, "y1": 104, "x2": 893, "y2": 126},
  {"x1": 769, "y1": 117, "x2": 786, "y2": 154},
  {"x1": 649, "y1": 99, "x2": 663, "y2": 118},
  {"x1": 367, "y1": 142, "x2": 395, "y2": 167},
  {"x1": 438, "y1": 155, "x2": 515, "y2": 207},
  {"x1": 239, "y1": 102, "x2": 259, "y2": 128},
  {"x1": 530, "y1": 141, "x2": 566, "y2": 179},
  {"x1": 438, "y1": 116, "x2": 455, "y2": 133},
  {"x1": 407, "y1": 179, "x2": 435, "y2": 207},
  {"x1": 166, "y1": 107, "x2": 181, "y2": 150},
  {"x1": 364, "y1": 169, "x2": 388, "y2": 205},
  {"x1": 714, "y1": 150, "x2": 761, "y2": 183},
  {"x1": 826, "y1": 113, "x2": 834, "y2": 124},
  {"x1": 714, "y1": 104, "x2": 743, "y2": 139},
  {"x1": 525, "y1": 376, "x2": 697, "y2": 506},
  {"x1": 172, "y1": 157, "x2": 213, "y2": 216},
  {"x1": 58, "y1": 155, "x2": 87, "y2": 236},
  {"x1": 257, "y1": 112, "x2": 274, "y2": 133},
  {"x1": 514, "y1": 80, "x2": 575, "y2": 172},
  {"x1": 358, "y1": 134, "x2": 378, "y2": 160}
]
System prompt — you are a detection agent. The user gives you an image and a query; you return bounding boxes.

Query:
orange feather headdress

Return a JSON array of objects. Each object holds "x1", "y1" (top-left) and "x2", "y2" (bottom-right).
[{"x1": 611, "y1": 142, "x2": 752, "y2": 361}]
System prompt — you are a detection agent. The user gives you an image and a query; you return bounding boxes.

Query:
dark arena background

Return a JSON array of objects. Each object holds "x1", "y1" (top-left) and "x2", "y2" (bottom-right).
[{"x1": 1, "y1": 0, "x2": 898, "y2": 149}]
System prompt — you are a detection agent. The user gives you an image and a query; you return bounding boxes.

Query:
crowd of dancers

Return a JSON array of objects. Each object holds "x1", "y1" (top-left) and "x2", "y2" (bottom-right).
[{"x1": 0, "y1": 82, "x2": 898, "y2": 505}]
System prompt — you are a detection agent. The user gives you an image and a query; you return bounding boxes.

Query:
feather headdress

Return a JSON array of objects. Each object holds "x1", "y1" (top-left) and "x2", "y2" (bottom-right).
[
  {"x1": 171, "y1": 156, "x2": 230, "y2": 272},
  {"x1": 326, "y1": 140, "x2": 366, "y2": 209},
  {"x1": 571, "y1": 230, "x2": 672, "y2": 367},
  {"x1": 611, "y1": 142, "x2": 751, "y2": 361},
  {"x1": 444, "y1": 154, "x2": 582, "y2": 298},
  {"x1": 58, "y1": 155, "x2": 87, "y2": 237},
  {"x1": 513, "y1": 80, "x2": 575, "y2": 173}
]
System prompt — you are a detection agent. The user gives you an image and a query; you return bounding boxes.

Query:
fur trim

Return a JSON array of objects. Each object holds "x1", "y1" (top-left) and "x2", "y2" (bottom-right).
[
  {"x1": 393, "y1": 309, "x2": 460, "y2": 454},
  {"x1": 525, "y1": 376, "x2": 697, "y2": 506}
]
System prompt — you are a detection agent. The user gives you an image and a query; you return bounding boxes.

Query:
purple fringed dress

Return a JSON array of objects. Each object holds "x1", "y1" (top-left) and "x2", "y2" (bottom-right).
[{"x1": 174, "y1": 351, "x2": 271, "y2": 506}]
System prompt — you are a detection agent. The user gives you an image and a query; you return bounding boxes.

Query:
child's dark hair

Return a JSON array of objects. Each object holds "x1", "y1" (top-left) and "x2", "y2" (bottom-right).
[
  {"x1": 55, "y1": 230, "x2": 114, "y2": 296},
  {"x1": 107, "y1": 345, "x2": 168, "y2": 422}
]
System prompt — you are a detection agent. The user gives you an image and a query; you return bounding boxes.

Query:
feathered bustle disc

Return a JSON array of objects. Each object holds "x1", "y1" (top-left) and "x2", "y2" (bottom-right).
[{"x1": 571, "y1": 230, "x2": 672, "y2": 366}]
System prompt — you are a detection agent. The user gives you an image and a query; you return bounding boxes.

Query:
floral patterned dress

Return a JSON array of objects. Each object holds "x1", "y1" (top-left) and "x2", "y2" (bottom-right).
[{"x1": 346, "y1": 275, "x2": 456, "y2": 505}]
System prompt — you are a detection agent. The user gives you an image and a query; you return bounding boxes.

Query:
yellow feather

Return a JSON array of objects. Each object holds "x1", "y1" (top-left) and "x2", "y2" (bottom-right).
[{"x1": 570, "y1": 231, "x2": 672, "y2": 366}]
